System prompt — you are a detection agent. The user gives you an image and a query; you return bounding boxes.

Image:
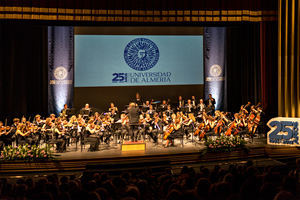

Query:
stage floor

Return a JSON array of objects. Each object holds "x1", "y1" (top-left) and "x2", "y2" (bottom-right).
[
  {"x1": 54, "y1": 136, "x2": 267, "y2": 161},
  {"x1": 3, "y1": 136, "x2": 300, "y2": 176}
]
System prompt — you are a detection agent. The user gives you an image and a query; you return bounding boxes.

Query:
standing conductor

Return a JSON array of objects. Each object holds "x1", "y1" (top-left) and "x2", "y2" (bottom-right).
[{"x1": 127, "y1": 102, "x2": 140, "y2": 142}]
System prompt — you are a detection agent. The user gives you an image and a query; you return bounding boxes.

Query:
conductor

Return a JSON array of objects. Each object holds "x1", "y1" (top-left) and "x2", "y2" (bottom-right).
[{"x1": 127, "y1": 102, "x2": 140, "y2": 142}]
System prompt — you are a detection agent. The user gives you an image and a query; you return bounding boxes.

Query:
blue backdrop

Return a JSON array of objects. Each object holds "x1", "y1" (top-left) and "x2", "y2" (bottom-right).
[{"x1": 75, "y1": 35, "x2": 203, "y2": 87}]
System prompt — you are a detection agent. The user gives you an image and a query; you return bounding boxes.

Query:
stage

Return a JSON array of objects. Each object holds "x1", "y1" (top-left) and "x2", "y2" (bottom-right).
[{"x1": 2, "y1": 136, "x2": 294, "y2": 176}]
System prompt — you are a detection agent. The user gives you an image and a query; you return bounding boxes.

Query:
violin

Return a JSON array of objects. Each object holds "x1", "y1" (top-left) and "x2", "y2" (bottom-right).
[
  {"x1": 0, "y1": 126, "x2": 11, "y2": 135},
  {"x1": 0, "y1": 126, "x2": 10, "y2": 131},
  {"x1": 78, "y1": 122, "x2": 87, "y2": 127},
  {"x1": 139, "y1": 118, "x2": 145, "y2": 125}
]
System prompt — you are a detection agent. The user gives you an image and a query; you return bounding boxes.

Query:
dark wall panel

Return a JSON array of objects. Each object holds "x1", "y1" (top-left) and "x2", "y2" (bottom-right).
[{"x1": 74, "y1": 85, "x2": 203, "y2": 113}]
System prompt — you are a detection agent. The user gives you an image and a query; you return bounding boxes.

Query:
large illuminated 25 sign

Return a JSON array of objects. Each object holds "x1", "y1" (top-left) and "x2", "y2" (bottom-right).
[{"x1": 267, "y1": 117, "x2": 299, "y2": 146}]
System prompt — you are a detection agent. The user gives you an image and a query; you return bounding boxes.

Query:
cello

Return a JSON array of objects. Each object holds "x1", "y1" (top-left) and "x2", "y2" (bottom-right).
[{"x1": 163, "y1": 124, "x2": 174, "y2": 140}]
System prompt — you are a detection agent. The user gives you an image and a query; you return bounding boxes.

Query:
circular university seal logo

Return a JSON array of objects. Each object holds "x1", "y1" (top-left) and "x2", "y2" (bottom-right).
[
  {"x1": 209, "y1": 64, "x2": 222, "y2": 77},
  {"x1": 54, "y1": 66, "x2": 68, "y2": 80},
  {"x1": 124, "y1": 38, "x2": 159, "y2": 71}
]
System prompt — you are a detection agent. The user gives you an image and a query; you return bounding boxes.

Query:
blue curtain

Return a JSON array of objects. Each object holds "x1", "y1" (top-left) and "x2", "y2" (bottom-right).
[
  {"x1": 204, "y1": 27, "x2": 226, "y2": 110},
  {"x1": 48, "y1": 26, "x2": 74, "y2": 115}
]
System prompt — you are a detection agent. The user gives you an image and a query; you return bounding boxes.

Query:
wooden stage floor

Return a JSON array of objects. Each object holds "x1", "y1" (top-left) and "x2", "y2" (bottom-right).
[{"x1": 0, "y1": 136, "x2": 300, "y2": 176}]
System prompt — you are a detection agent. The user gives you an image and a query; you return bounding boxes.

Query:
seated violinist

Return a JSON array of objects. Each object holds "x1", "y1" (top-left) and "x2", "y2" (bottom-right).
[
  {"x1": 85, "y1": 120, "x2": 100, "y2": 151},
  {"x1": 148, "y1": 114, "x2": 160, "y2": 143},
  {"x1": 0, "y1": 121, "x2": 6, "y2": 149},
  {"x1": 146, "y1": 105, "x2": 155, "y2": 117},
  {"x1": 165, "y1": 105, "x2": 174, "y2": 118},
  {"x1": 41, "y1": 118, "x2": 54, "y2": 143},
  {"x1": 16, "y1": 122, "x2": 34, "y2": 146},
  {"x1": 53, "y1": 123, "x2": 67, "y2": 152}
]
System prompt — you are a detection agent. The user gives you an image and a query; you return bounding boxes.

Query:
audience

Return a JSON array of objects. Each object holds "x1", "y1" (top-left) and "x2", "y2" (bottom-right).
[{"x1": 0, "y1": 159, "x2": 299, "y2": 200}]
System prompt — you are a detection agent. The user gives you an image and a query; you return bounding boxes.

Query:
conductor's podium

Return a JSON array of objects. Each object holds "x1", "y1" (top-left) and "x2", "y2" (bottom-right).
[{"x1": 121, "y1": 141, "x2": 146, "y2": 152}]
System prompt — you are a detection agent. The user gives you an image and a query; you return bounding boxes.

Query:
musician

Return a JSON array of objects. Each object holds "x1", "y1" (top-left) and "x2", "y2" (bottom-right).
[
  {"x1": 148, "y1": 114, "x2": 160, "y2": 143},
  {"x1": 41, "y1": 118, "x2": 54, "y2": 143},
  {"x1": 80, "y1": 104, "x2": 92, "y2": 120},
  {"x1": 49, "y1": 114, "x2": 56, "y2": 123},
  {"x1": 191, "y1": 96, "x2": 196, "y2": 107},
  {"x1": 142, "y1": 100, "x2": 151, "y2": 111},
  {"x1": 53, "y1": 123, "x2": 67, "y2": 152},
  {"x1": 67, "y1": 115, "x2": 79, "y2": 142},
  {"x1": 33, "y1": 115, "x2": 44, "y2": 127},
  {"x1": 146, "y1": 105, "x2": 156, "y2": 117},
  {"x1": 77, "y1": 114, "x2": 85, "y2": 125},
  {"x1": 176, "y1": 112, "x2": 183, "y2": 124},
  {"x1": 165, "y1": 114, "x2": 183, "y2": 147},
  {"x1": 197, "y1": 99, "x2": 206, "y2": 114},
  {"x1": 93, "y1": 112, "x2": 101, "y2": 124},
  {"x1": 165, "y1": 105, "x2": 174, "y2": 118},
  {"x1": 200, "y1": 113, "x2": 212, "y2": 139},
  {"x1": 85, "y1": 121, "x2": 100, "y2": 151},
  {"x1": 109, "y1": 102, "x2": 118, "y2": 115},
  {"x1": 118, "y1": 113, "x2": 129, "y2": 143},
  {"x1": 20, "y1": 121, "x2": 38, "y2": 146},
  {"x1": 159, "y1": 100, "x2": 168, "y2": 112},
  {"x1": 0, "y1": 121, "x2": 5, "y2": 149},
  {"x1": 1, "y1": 119, "x2": 15, "y2": 147},
  {"x1": 182, "y1": 113, "x2": 195, "y2": 138},
  {"x1": 127, "y1": 102, "x2": 140, "y2": 142},
  {"x1": 102, "y1": 114, "x2": 113, "y2": 144},
  {"x1": 247, "y1": 105, "x2": 261, "y2": 136},
  {"x1": 15, "y1": 123, "x2": 30, "y2": 145},
  {"x1": 6, "y1": 118, "x2": 19, "y2": 146},
  {"x1": 213, "y1": 111, "x2": 227, "y2": 135},
  {"x1": 205, "y1": 94, "x2": 216, "y2": 115},
  {"x1": 60, "y1": 104, "x2": 70, "y2": 119},
  {"x1": 138, "y1": 114, "x2": 146, "y2": 141},
  {"x1": 33, "y1": 115, "x2": 44, "y2": 144},
  {"x1": 177, "y1": 96, "x2": 185, "y2": 111},
  {"x1": 225, "y1": 113, "x2": 242, "y2": 136},
  {"x1": 142, "y1": 114, "x2": 156, "y2": 143},
  {"x1": 243, "y1": 101, "x2": 252, "y2": 113},
  {"x1": 21, "y1": 116, "x2": 27, "y2": 124},
  {"x1": 110, "y1": 109, "x2": 119, "y2": 122},
  {"x1": 185, "y1": 99, "x2": 195, "y2": 113},
  {"x1": 134, "y1": 92, "x2": 143, "y2": 106}
]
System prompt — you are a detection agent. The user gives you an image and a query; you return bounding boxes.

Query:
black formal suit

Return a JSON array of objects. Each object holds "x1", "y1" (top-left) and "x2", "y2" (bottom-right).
[
  {"x1": 205, "y1": 98, "x2": 216, "y2": 115},
  {"x1": 80, "y1": 108, "x2": 92, "y2": 120},
  {"x1": 178, "y1": 100, "x2": 185, "y2": 111},
  {"x1": 127, "y1": 106, "x2": 140, "y2": 141},
  {"x1": 135, "y1": 98, "x2": 143, "y2": 106}
]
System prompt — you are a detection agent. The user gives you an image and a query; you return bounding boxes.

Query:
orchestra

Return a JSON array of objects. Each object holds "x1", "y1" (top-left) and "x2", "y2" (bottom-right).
[{"x1": 0, "y1": 94, "x2": 263, "y2": 152}]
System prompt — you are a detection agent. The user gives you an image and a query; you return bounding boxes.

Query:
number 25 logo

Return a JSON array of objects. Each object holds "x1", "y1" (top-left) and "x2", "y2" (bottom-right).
[
  {"x1": 112, "y1": 73, "x2": 127, "y2": 83},
  {"x1": 267, "y1": 118, "x2": 299, "y2": 145}
]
